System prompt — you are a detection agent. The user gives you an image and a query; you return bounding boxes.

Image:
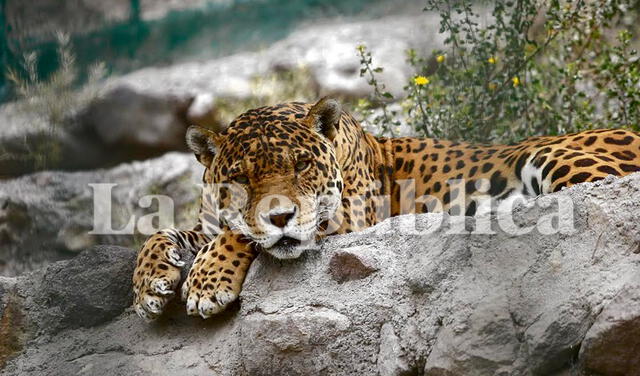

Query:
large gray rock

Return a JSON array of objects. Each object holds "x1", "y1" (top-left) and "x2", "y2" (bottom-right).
[
  {"x1": 33, "y1": 246, "x2": 137, "y2": 333},
  {"x1": 77, "y1": 86, "x2": 193, "y2": 153},
  {"x1": 1, "y1": 173, "x2": 639, "y2": 375},
  {"x1": 0, "y1": 152, "x2": 203, "y2": 276}
]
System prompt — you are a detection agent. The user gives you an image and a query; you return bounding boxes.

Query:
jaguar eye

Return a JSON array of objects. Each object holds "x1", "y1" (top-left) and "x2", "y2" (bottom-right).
[
  {"x1": 234, "y1": 174, "x2": 249, "y2": 184},
  {"x1": 294, "y1": 160, "x2": 310, "y2": 172}
]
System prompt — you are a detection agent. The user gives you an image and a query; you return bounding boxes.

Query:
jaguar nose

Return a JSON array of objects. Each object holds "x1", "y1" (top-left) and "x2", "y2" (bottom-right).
[{"x1": 267, "y1": 208, "x2": 297, "y2": 228}]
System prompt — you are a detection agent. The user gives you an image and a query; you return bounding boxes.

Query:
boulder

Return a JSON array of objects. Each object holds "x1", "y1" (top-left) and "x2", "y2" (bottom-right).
[
  {"x1": 0, "y1": 152, "x2": 204, "y2": 276},
  {"x1": 33, "y1": 246, "x2": 137, "y2": 333},
  {"x1": 76, "y1": 86, "x2": 193, "y2": 154},
  {"x1": 77, "y1": 86, "x2": 191, "y2": 153},
  {"x1": 1, "y1": 173, "x2": 639, "y2": 375}
]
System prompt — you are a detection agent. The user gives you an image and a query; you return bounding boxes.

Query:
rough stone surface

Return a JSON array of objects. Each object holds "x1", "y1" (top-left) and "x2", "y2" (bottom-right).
[
  {"x1": 579, "y1": 281, "x2": 640, "y2": 375},
  {"x1": 33, "y1": 246, "x2": 137, "y2": 333},
  {"x1": 0, "y1": 173, "x2": 639, "y2": 375},
  {"x1": 0, "y1": 152, "x2": 203, "y2": 276}
]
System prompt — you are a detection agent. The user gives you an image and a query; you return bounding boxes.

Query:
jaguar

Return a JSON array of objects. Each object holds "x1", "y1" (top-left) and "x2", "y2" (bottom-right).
[{"x1": 132, "y1": 97, "x2": 640, "y2": 320}]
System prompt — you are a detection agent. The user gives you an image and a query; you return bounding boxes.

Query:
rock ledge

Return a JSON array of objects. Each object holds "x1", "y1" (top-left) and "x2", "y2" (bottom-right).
[{"x1": 1, "y1": 173, "x2": 640, "y2": 375}]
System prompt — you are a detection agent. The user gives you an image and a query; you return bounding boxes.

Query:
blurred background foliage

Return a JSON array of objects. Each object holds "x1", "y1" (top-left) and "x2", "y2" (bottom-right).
[
  {"x1": 2, "y1": 0, "x2": 639, "y2": 148},
  {"x1": 1, "y1": 0, "x2": 418, "y2": 174},
  {"x1": 358, "y1": 0, "x2": 640, "y2": 143},
  {"x1": 0, "y1": 0, "x2": 408, "y2": 102}
]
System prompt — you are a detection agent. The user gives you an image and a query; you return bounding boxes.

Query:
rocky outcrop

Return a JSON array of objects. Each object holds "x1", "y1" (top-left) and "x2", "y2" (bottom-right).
[
  {"x1": 0, "y1": 152, "x2": 203, "y2": 276},
  {"x1": 1, "y1": 173, "x2": 639, "y2": 375}
]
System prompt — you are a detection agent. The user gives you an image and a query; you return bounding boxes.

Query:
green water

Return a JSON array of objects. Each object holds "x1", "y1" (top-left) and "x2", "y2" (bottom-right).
[{"x1": 0, "y1": 0, "x2": 395, "y2": 102}]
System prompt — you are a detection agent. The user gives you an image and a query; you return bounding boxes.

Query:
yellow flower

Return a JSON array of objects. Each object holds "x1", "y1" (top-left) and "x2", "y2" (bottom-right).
[
  {"x1": 487, "y1": 56, "x2": 496, "y2": 64},
  {"x1": 525, "y1": 44, "x2": 536, "y2": 55},
  {"x1": 512, "y1": 76, "x2": 520, "y2": 87},
  {"x1": 436, "y1": 55, "x2": 445, "y2": 63},
  {"x1": 488, "y1": 82, "x2": 497, "y2": 91},
  {"x1": 414, "y1": 76, "x2": 430, "y2": 86}
]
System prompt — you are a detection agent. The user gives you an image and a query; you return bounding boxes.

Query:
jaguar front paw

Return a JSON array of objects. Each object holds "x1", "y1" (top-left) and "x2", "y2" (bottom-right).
[
  {"x1": 181, "y1": 234, "x2": 255, "y2": 318},
  {"x1": 132, "y1": 235, "x2": 186, "y2": 320}
]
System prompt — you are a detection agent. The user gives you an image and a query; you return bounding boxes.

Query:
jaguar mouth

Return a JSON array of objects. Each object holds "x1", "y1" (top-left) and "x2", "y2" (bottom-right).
[
  {"x1": 272, "y1": 236, "x2": 301, "y2": 248},
  {"x1": 263, "y1": 235, "x2": 311, "y2": 260}
]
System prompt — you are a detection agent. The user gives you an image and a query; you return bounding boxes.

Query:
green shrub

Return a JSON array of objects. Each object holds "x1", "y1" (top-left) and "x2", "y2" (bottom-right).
[{"x1": 358, "y1": 0, "x2": 640, "y2": 143}]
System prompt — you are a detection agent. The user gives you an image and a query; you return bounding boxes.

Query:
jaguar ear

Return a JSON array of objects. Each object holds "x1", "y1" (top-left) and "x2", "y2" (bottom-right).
[
  {"x1": 304, "y1": 97, "x2": 341, "y2": 141},
  {"x1": 186, "y1": 125, "x2": 221, "y2": 167}
]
